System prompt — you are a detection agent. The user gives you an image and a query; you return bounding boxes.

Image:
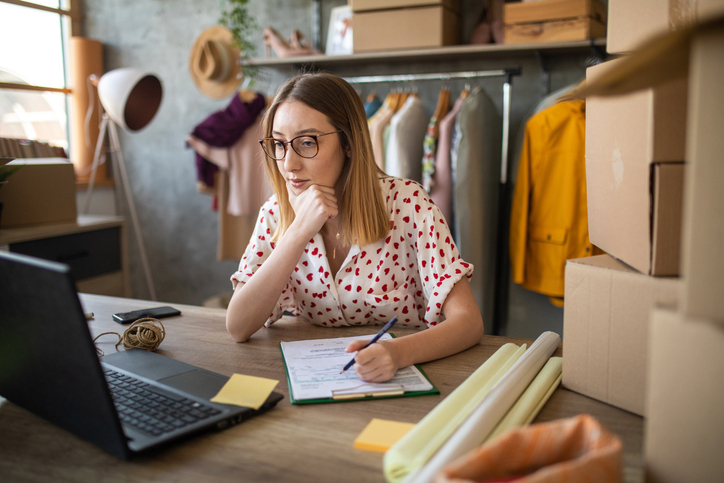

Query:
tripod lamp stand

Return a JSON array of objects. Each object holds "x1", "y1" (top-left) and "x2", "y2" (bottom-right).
[{"x1": 83, "y1": 68, "x2": 163, "y2": 300}]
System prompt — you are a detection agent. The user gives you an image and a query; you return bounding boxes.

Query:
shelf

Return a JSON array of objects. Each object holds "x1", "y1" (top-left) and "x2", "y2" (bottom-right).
[
  {"x1": 0, "y1": 215, "x2": 125, "y2": 246},
  {"x1": 242, "y1": 38, "x2": 606, "y2": 68}
]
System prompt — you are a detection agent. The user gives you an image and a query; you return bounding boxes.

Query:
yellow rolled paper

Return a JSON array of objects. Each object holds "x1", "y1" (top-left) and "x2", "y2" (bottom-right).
[
  {"x1": 404, "y1": 332, "x2": 561, "y2": 483},
  {"x1": 383, "y1": 342, "x2": 526, "y2": 483},
  {"x1": 485, "y1": 356, "x2": 563, "y2": 442}
]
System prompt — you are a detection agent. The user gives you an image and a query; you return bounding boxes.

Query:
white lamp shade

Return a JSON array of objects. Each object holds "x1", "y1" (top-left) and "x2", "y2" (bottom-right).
[{"x1": 97, "y1": 68, "x2": 163, "y2": 132}]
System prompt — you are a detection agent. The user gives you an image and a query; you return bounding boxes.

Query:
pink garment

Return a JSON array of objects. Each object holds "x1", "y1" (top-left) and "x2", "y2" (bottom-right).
[
  {"x1": 185, "y1": 116, "x2": 270, "y2": 216},
  {"x1": 430, "y1": 98, "x2": 464, "y2": 225},
  {"x1": 231, "y1": 177, "x2": 474, "y2": 328},
  {"x1": 369, "y1": 106, "x2": 395, "y2": 171}
]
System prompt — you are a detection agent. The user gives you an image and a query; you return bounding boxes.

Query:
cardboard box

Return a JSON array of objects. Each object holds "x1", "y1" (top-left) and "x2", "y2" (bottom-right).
[
  {"x1": 607, "y1": 0, "x2": 724, "y2": 54},
  {"x1": 562, "y1": 254, "x2": 680, "y2": 416},
  {"x1": 680, "y1": 19, "x2": 724, "y2": 322},
  {"x1": 585, "y1": 58, "x2": 687, "y2": 276},
  {"x1": 353, "y1": 6, "x2": 460, "y2": 52},
  {"x1": 504, "y1": 0, "x2": 607, "y2": 44},
  {"x1": 606, "y1": 0, "x2": 671, "y2": 54},
  {"x1": 504, "y1": 0, "x2": 607, "y2": 24},
  {"x1": 349, "y1": 0, "x2": 460, "y2": 13},
  {"x1": 0, "y1": 158, "x2": 77, "y2": 228},
  {"x1": 645, "y1": 308, "x2": 724, "y2": 482}
]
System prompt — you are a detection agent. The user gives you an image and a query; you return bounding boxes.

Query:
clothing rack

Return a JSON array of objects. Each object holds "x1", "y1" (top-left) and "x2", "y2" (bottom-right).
[
  {"x1": 345, "y1": 69, "x2": 507, "y2": 85},
  {"x1": 344, "y1": 68, "x2": 521, "y2": 335}
]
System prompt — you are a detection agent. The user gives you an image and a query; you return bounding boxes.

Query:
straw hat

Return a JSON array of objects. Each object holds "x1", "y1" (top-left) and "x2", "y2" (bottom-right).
[{"x1": 189, "y1": 26, "x2": 242, "y2": 99}]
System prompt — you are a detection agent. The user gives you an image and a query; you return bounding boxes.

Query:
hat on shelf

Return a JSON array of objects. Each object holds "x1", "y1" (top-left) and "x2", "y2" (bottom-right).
[{"x1": 189, "y1": 25, "x2": 242, "y2": 99}]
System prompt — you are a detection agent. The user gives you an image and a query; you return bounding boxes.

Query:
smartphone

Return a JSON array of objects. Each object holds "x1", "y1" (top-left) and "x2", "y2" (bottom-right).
[{"x1": 112, "y1": 306, "x2": 181, "y2": 324}]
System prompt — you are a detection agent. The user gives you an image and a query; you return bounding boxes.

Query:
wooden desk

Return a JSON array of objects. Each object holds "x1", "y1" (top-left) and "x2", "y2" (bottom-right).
[{"x1": 0, "y1": 295, "x2": 644, "y2": 482}]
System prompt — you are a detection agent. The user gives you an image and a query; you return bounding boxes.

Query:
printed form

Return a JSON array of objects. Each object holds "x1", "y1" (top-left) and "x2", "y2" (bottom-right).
[{"x1": 280, "y1": 334, "x2": 434, "y2": 401}]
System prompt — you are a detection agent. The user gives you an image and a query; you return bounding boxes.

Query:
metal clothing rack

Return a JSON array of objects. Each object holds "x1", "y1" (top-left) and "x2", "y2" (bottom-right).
[
  {"x1": 344, "y1": 68, "x2": 521, "y2": 334},
  {"x1": 344, "y1": 68, "x2": 520, "y2": 183}
]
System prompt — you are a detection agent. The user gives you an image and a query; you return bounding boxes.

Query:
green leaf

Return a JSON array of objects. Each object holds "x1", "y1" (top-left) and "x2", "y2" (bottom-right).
[
  {"x1": 219, "y1": 0, "x2": 259, "y2": 84},
  {"x1": 0, "y1": 165, "x2": 22, "y2": 183}
]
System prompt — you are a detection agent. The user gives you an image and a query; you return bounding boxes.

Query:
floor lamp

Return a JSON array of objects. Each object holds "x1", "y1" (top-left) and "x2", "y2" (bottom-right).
[{"x1": 83, "y1": 68, "x2": 163, "y2": 300}]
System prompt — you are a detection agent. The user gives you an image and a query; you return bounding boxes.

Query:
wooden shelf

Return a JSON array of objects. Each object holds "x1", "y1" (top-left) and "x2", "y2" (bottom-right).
[
  {"x1": 242, "y1": 38, "x2": 606, "y2": 68},
  {"x1": 0, "y1": 215, "x2": 125, "y2": 245},
  {"x1": 0, "y1": 215, "x2": 130, "y2": 298}
]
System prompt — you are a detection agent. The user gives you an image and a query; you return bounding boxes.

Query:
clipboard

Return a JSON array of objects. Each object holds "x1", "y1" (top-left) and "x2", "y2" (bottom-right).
[{"x1": 279, "y1": 334, "x2": 440, "y2": 405}]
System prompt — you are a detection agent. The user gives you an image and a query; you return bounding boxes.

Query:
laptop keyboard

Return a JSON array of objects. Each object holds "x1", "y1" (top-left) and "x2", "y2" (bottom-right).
[{"x1": 104, "y1": 369, "x2": 222, "y2": 436}]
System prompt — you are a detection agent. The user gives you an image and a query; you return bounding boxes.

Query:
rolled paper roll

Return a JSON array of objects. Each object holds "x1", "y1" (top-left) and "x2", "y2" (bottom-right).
[
  {"x1": 384, "y1": 342, "x2": 527, "y2": 483},
  {"x1": 403, "y1": 331, "x2": 561, "y2": 483},
  {"x1": 485, "y1": 356, "x2": 563, "y2": 443},
  {"x1": 69, "y1": 37, "x2": 104, "y2": 181}
]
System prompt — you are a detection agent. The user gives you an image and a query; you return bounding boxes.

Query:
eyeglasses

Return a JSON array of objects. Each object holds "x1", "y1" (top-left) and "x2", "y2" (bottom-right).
[{"x1": 259, "y1": 131, "x2": 342, "y2": 161}]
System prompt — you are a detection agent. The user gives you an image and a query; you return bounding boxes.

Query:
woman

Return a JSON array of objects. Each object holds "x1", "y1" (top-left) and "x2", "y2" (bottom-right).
[{"x1": 226, "y1": 73, "x2": 484, "y2": 382}]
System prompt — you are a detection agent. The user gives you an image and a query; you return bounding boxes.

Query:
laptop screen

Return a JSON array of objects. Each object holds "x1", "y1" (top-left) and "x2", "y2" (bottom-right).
[{"x1": 0, "y1": 251, "x2": 129, "y2": 458}]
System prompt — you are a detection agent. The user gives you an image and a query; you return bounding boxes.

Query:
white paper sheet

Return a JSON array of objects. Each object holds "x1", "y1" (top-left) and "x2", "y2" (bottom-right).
[{"x1": 280, "y1": 334, "x2": 433, "y2": 401}]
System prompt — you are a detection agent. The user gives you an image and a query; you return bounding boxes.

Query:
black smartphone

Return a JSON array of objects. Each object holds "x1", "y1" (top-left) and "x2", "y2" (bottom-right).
[{"x1": 112, "y1": 306, "x2": 181, "y2": 324}]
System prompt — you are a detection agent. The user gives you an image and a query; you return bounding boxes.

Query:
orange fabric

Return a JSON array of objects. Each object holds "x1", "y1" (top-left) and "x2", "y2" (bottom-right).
[
  {"x1": 435, "y1": 415, "x2": 622, "y2": 483},
  {"x1": 509, "y1": 100, "x2": 602, "y2": 299}
]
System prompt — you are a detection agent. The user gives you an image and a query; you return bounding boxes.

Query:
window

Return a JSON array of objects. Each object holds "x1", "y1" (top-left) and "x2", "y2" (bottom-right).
[{"x1": 0, "y1": 0, "x2": 78, "y2": 158}]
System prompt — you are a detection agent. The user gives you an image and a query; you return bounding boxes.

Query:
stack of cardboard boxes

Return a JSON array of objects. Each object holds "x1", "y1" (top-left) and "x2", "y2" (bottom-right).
[
  {"x1": 350, "y1": 0, "x2": 460, "y2": 53},
  {"x1": 563, "y1": 2, "x2": 724, "y2": 481}
]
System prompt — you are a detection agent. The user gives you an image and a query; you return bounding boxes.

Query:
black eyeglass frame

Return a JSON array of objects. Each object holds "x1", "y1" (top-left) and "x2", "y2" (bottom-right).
[{"x1": 258, "y1": 130, "x2": 343, "y2": 161}]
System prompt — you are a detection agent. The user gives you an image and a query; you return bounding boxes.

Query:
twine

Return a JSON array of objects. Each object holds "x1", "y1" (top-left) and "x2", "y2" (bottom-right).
[{"x1": 93, "y1": 317, "x2": 166, "y2": 356}]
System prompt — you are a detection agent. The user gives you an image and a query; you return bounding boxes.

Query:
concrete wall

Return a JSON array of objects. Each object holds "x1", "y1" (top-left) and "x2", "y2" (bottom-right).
[{"x1": 82, "y1": 0, "x2": 595, "y2": 338}]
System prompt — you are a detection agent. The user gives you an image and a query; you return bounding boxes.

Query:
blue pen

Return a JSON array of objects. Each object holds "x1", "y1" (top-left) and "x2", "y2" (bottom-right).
[{"x1": 340, "y1": 317, "x2": 399, "y2": 374}]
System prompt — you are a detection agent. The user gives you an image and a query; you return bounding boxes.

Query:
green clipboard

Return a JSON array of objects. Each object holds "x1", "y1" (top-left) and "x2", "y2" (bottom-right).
[{"x1": 280, "y1": 334, "x2": 440, "y2": 405}]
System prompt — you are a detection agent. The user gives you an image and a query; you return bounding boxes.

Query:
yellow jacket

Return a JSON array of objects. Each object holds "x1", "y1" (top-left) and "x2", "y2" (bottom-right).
[{"x1": 509, "y1": 99, "x2": 601, "y2": 301}]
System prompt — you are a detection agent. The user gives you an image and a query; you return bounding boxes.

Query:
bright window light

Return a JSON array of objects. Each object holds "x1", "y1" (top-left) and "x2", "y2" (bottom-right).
[{"x1": 0, "y1": 2, "x2": 69, "y2": 151}]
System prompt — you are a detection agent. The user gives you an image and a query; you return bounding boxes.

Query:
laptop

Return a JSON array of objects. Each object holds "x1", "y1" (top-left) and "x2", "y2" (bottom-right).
[{"x1": 0, "y1": 250, "x2": 283, "y2": 460}]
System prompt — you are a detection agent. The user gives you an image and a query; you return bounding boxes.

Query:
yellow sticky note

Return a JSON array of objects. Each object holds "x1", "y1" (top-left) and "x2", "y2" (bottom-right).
[
  {"x1": 210, "y1": 374, "x2": 279, "y2": 410},
  {"x1": 354, "y1": 418, "x2": 416, "y2": 453}
]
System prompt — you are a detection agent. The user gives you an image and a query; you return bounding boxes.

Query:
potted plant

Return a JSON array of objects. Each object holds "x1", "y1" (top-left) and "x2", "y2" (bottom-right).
[
  {"x1": 218, "y1": 0, "x2": 259, "y2": 84},
  {"x1": 0, "y1": 157, "x2": 20, "y2": 227}
]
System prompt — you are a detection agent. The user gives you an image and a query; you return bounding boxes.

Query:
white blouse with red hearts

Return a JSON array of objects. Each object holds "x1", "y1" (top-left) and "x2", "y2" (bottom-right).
[{"x1": 231, "y1": 176, "x2": 474, "y2": 328}]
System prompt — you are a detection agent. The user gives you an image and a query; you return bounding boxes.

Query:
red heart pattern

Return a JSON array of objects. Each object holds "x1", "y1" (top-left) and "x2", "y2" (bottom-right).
[{"x1": 229, "y1": 177, "x2": 474, "y2": 330}]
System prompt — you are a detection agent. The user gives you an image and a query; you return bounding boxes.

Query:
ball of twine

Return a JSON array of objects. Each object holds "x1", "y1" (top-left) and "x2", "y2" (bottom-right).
[
  {"x1": 93, "y1": 317, "x2": 166, "y2": 356},
  {"x1": 122, "y1": 317, "x2": 166, "y2": 351}
]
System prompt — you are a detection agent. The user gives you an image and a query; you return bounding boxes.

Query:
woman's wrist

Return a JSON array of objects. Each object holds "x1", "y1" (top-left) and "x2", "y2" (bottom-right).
[
  {"x1": 383, "y1": 338, "x2": 409, "y2": 371},
  {"x1": 282, "y1": 222, "x2": 315, "y2": 252}
]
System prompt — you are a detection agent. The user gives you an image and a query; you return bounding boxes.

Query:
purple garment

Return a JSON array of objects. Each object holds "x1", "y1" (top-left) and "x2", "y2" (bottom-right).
[{"x1": 189, "y1": 93, "x2": 266, "y2": 187}]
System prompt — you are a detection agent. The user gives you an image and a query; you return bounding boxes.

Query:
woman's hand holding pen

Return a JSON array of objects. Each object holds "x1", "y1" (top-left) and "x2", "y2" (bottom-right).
[
  {"x1": 287, "y1": 183, "x2": 338, "y2": 240},
  {"x1": 345, "y1": 339, "x2": 400, "y2": 383}
]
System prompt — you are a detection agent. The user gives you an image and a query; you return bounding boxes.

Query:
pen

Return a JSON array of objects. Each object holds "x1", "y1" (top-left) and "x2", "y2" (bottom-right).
[{"x1": 340, "y1": 317, "x2": 398, "y2": 374}]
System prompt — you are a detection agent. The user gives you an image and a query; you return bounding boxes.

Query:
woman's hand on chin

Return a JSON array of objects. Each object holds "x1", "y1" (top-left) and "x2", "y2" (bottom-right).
[{"x1": 287, "y1": 183, "x2": 339, "y2": 241}]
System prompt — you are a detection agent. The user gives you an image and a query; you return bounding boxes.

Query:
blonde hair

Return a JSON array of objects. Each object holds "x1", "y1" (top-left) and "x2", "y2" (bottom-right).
[{"x1": 261, "y1": 72, "x2": 389, "y2": 247}]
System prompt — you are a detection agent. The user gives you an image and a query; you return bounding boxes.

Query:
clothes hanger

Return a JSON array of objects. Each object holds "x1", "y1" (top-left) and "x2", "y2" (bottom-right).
[
  {"x1": 556, "y1": 79, "x2": 586, "y2": 103},
  {"x1": 585, "y1": 39, "x2": 607, "y2": 67},
  {"x1": 433, "y1": 87, "x2": 450, "y2": 121},
  {"x1": 388, "y1": 89, "x2": 402, "y2": 112},
  {"x1": 237, "y1": 76, "x2": 257, "y2": 103},
  {"x1": 398, "y1": 90, "x2": 410, "y2": 109},
  {"x1": 396, "y1": 87, "x2": 417, "y2": 110},
  {"x1": 382, "y1": 90, "x2": 396, "y2": 110},
  {"x1": 460, "y1": 83, "x2": 471, "y2": 100}
]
